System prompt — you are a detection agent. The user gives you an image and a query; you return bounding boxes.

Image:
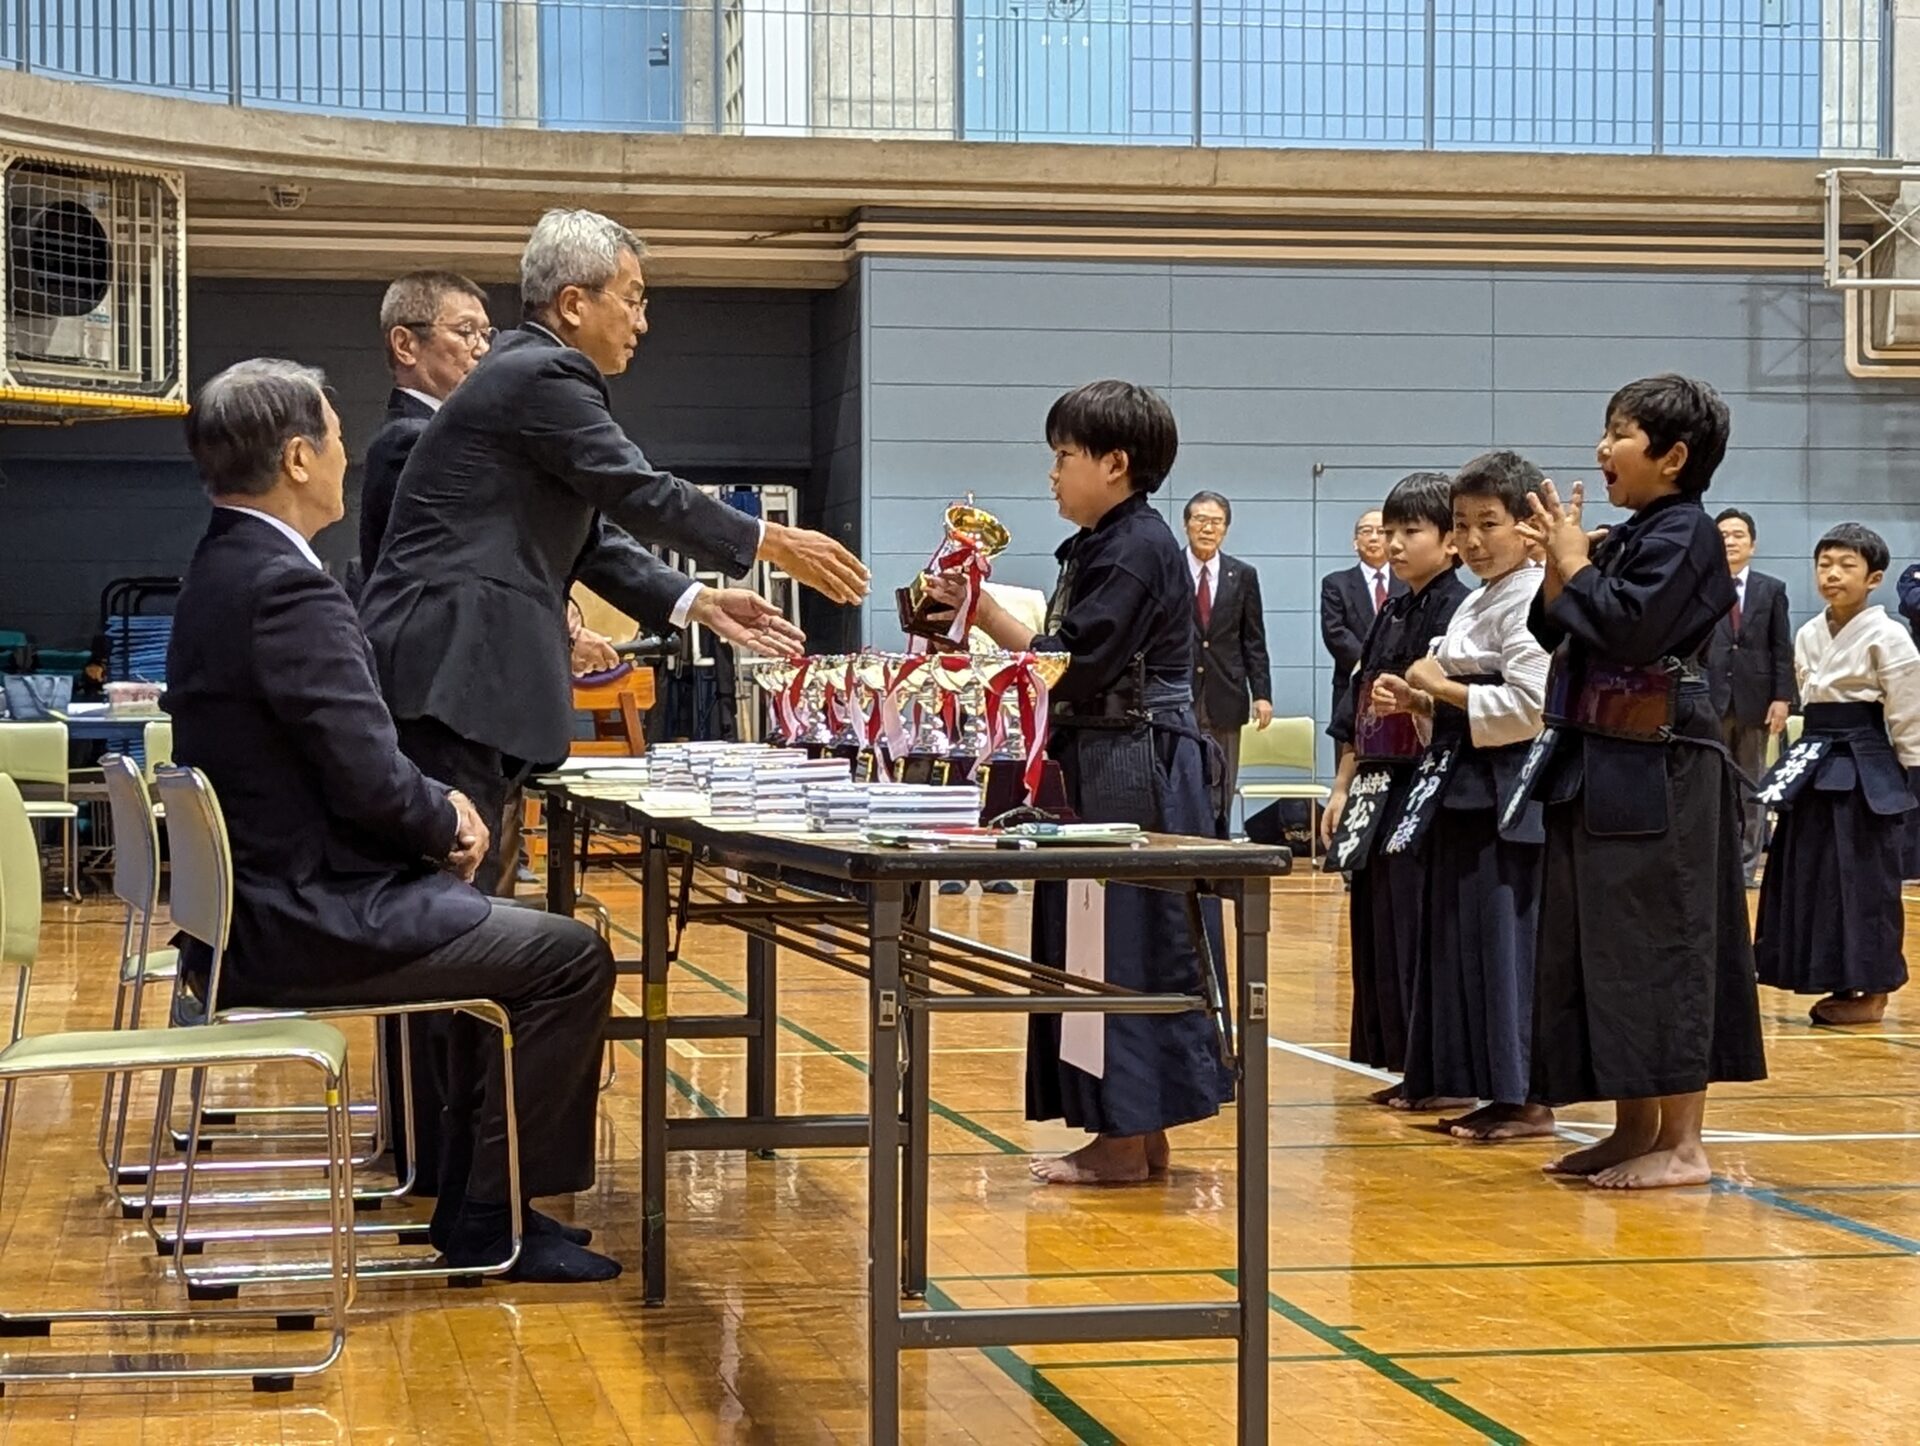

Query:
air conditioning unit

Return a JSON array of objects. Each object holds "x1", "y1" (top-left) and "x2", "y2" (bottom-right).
[{"x1": 1, "y1": 150, "x2": 187, "y2": 420}]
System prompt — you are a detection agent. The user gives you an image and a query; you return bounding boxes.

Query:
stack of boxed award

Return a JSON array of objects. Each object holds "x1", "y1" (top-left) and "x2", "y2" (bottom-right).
[
  {"x1": 807, "y1": 781, "x2": 981, "y2": 833},
  {"x1": 706, "y1": 750, "x2": 851, "y2": 823}
]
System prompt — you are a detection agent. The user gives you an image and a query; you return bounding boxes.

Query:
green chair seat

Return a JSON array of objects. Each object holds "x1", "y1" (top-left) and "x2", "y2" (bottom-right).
[{"x1": 0, "y1": 1018, "x2": 348, "y2": 1080}]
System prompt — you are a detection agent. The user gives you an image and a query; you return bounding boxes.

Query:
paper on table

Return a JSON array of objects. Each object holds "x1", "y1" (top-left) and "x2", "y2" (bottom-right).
[{"x1": 1059, "y1": 878, "x2": 1106, "y2": 1079}]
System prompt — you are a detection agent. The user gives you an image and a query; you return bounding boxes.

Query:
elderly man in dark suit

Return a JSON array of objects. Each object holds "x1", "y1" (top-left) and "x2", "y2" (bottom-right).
[
  {"x1": 1705, "y1": 507, "x2": 1795, "y2": 886},
  {"x1": 1183, "y1": 490, "x2": 1272, "y2": 810},
  {"x1": 361, "y1": 207, "x2": 867, "y2": 893},
  {"x1": 1319, "y1": 508, "x2": 1405, "y2": 725},
  {"x1": 167, "y1": 358, "x2": 621, "y2": 1283}
]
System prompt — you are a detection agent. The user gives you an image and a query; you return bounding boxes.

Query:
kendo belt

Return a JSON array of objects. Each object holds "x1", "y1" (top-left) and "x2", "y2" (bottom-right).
[{"x1": 1542, "y1": 649, "x2": 1694, "y2": 743}]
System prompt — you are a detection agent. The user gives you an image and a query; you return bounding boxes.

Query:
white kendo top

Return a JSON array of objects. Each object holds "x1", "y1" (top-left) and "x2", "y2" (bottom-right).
[
  {"x1": 1794, "y1": 604, "x2": 1920, "y2": 766},
  {"x1": 1429, "y1": 562, "x2": 1549, "y2": 749}
]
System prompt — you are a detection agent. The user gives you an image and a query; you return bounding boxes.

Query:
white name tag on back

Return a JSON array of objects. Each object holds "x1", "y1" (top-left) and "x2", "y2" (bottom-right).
[{"x1": 1060, "y1": 878, "x2": 1106, "y2": 1079}]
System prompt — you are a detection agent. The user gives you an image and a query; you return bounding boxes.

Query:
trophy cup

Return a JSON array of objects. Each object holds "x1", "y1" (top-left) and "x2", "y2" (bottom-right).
[
  {"x1": 796, "y1": 657, "x2": 835, "y2": 755},
  {"x1": 847, "y1": 651, "x2": 891, "y2": 783},
  {"x1": 895, "y1": 497, "x2": 1012, "y2": 652},
  {"x1": 752, "y1": 660, "x2": 800, "y2": 746},
  {"x1": 897, "y1": 659, "x2": 953, "y2": 786},
  {"x1": 975, "y1": 652, "x2": 1074, "y2": 823},
  {"x1": 944, "y1": 655, "x2": 989, "y2": 786}
]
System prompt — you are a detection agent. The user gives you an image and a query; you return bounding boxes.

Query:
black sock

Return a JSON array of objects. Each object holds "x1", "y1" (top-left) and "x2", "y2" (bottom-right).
[{"x1": 525, "y1": 1206, "x2": 592, "y2": 1246}]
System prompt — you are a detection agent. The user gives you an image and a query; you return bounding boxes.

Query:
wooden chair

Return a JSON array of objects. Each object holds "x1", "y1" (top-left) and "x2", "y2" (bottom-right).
[{"x1": 571, "y1": 665, "x2": 657, "y2": 758}]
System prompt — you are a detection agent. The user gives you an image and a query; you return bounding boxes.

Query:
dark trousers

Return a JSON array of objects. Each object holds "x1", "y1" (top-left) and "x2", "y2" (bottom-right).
[
  {"x1": 254, "y1": 901, "x2": 613, "y2": 1204},
  {"x1": 385, "y1": 717, "x2": 537, "y2": 1194},
  {"x1": 1721, "y1": 715, "x2": 1771, "y2": 879}
]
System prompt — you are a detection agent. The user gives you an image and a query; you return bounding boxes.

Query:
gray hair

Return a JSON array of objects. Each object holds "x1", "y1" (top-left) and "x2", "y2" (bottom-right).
[
  {"x1": 520, "y1": 208, "x2": 646, "y2": 312},
  {"x1": 378, "y1": 269, "x2": 488, "y2": 367},
  {"x1": 1183, "y1": 490, "x2": 1233, "y2": 527},
  {"x1": 184, "y1": 358, "x2": 330, "y2": 499}
]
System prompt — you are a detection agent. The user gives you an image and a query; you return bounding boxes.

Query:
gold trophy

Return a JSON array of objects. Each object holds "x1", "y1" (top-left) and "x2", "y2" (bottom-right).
[{"x1": 895, "y1": 496, "x2": 1012, "y2": 651}]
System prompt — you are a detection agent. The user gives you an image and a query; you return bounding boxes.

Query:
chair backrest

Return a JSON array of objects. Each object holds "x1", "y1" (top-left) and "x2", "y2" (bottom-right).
[
  {"x1": 152, "y1": 765, "x2": 235, "y2": 1009},
  {"x1": 1238, "y1": 716, "x2": 1318, "y2": 775},
  {"x1": 0, "y1": 774, "x2": 41, "y2": 973},
  {"x1": 101, "y1": 753, "x2": 162, "y2": 917},
  {"x1": 143, "y1": 718, "x2": 174, "y2": 781},
  {"x1": 573, "y1": 669, "x2": 653, "y2": 757},
  {"x1": 0, "y1": 721, "x2": 69, "y2": 795}
]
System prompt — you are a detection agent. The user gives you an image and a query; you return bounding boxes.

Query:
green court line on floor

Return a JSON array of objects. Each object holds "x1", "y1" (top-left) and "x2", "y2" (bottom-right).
[
  {"x1": 1218, "y1": 1270, "x2": 1525, "y2": 1444},
  {"x1": 920, "y1": 1282, "x2": 1120, "y2": 1446},
  {"x1": 1034, "y1": 1352, "x2": 1338, "y2": 1372},
  {"x1": 613, "y1": 1036, "x2": 725, "y2": 1119}
]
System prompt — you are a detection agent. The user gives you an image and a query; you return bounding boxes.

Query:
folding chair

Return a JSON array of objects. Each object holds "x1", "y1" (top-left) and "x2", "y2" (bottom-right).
[{"x1": 1235, "y1": 716, "x2": 1333, "y2": 857}]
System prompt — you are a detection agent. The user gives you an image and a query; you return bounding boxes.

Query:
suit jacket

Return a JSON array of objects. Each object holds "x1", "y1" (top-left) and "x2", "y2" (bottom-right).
[
  {"x1": 357, "y1": 387, "x2": 436, "y2": 580},
  {"x1": 165, "y1": 510, "x2": 490, "y2": 1002},
  {"x1": 358, "y1": 324, "x2": 761, "y2": 765},
  {"x1": 1898, "y1": 563, "x2": 1920, "y2": 648},
  {"x1": 1190, "y1": 551, "x2": 1272, "y2": 729},
  {"x1": 1704, "y1": 568, "x2": 1795, "y2": 725},
  {"x1": 1319, "y1": 563, "x2": 1406, "y2": 714}
]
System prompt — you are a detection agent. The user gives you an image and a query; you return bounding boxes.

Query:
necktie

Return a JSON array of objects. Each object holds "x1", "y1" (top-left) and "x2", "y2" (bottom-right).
[
  {"x1": 1729, "y1": 588, "x2": 1742, "y2": 639},
  {"x1": 1372, "y1": 571, "x2": 1387, "y2": 612},
  {"x1": 1197, "y1": 565, "x2": 1213, "y2": 628}
]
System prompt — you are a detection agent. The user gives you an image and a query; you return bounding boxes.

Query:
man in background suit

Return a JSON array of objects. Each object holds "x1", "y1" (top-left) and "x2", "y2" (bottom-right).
[
  {"x1": 168, "y1": 359, "x2": 620, "y2": 1282},
  {"x1": 1184, "y1": 491, "x2": 1272, "y2": 812},
  {"x1": 1705, "y1": 507, "x2": 1794, "y2": 886},
  {"x1": 1319, "y1": 509, "x2": 1404, "y2": 725},
  {"x1": 361, "y1": 208, "x2": 866, "y2": 894}
]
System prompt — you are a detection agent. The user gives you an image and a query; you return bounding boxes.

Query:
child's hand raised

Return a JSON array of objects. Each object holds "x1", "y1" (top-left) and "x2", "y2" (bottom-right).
[{"x1": 1370, "y1": 673, "x2": 1418, "y2": 717}]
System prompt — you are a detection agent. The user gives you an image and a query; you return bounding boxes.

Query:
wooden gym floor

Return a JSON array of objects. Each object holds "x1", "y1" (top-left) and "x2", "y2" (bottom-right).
[{"x1": 5, "y1": 866, "x2": 1920, "y2": 1444}]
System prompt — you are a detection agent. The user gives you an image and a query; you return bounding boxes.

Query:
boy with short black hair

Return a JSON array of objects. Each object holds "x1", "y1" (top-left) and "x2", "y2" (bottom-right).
[
  {"x1": 1322, "y1": 471, "x2": 1471, "y2": 1104},
  {"x1": 1516, "y1": 373, "x2": 1767, "y2": 1190},
  {"x1": 1754, "y1": 523, "x2": 1920, "y2": 1024},
  {"x1": 1373, "y1": 451, "x2": 1554, "y2": 1140}
]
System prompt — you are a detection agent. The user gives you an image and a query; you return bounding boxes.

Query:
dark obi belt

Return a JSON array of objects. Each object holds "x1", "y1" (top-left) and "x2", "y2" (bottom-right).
[
  {"x1": 1353, "y1": 670, "x2": 1426, "y2": 762},
  {"x1": 1543, "y1": 651, "x2": 1683, "y2": 743},
  {"x1": 1755, "y1": 700, "x2": 1915, "y2": 815}
]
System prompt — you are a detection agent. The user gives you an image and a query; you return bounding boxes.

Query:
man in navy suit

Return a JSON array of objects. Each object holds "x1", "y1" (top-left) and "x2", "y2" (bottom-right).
[
  {"x1": 1319, "y1": 508, "x2": 1405, "y2": 725},
  {"x1": 168, "y1": 359, "x2": 621, "y2": 1283},
  {"x1": 1183, "y1": 491, "x2": 1272, "y2": 810},
  {"x1": 1704, "y1": 507, "x2": 1795, "y2": 885}
]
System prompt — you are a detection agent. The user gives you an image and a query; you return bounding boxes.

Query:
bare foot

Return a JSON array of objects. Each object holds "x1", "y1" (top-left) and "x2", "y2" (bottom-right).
[
  {"x1": 1811, "y1": 992, "x2": 1889, "y2": 1025},
  {"x1": 1144, "y1": 1130, "x2": 1170, "y2": 1174},
  {"x1": 1543, "y1": 1130, "x2": 1655, "y2": 1178},
  {"x1": 1437, "y1": 1103, "x2": 1499, "y2": 1133},
  {"x1": 1030, "y1": 1134, "x2": 1151, "y2": 1185},
  {"x1": 1392, "y1": 1095, "x2": 1476, "y2": 1114},
  {"x1": 1451, "y1": 1103, "x2": 1556, "y2": 1143},
  {"x1": 1587, "y1": 1144, "x2": 1712, "y2": 1190},
  {"x1": 1367, "y1": 1082, "x2": 1405, "y2": 1107}
]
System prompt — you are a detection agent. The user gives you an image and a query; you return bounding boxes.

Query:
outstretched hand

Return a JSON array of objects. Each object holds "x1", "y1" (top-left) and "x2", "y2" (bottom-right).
[
  {"x1": 1517, "y1": 480, "x2": 1597, "y2": 575},
  {"x1": 689, "y1": 586, "x2": 807, "y2": 658},
  {"x1": 761, "y1": 522, "x2": 870, "y2": 606}
]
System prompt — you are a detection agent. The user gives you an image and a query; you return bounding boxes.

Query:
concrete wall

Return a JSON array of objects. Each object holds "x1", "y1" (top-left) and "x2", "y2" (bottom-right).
[
  {"x1": 805, "y1": 275, "x2": 865, "y2": 650},
  {"x1": 858, "y1": 257, "x2": 1920, "y2": 771},
  {"x1": 0, "y1": 279, "x2": 816, "y2": 647}
]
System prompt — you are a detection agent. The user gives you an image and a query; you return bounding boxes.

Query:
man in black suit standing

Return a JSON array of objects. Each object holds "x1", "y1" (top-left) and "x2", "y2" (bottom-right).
[
  {"x1": 355, "y1": 270, "x2": 495, "y2": 584},
  {"x1": 1319, "y1": 508, "x2": 1403, "y2": 724},
  {"x1": 168, "y1": 358, "x2": 621, "y2": 1282},
  {"x1": 361, "y1": 208, "x2": 866, "y2": 892},
  {"x1": 1183, "y1": 491, "x2": 1271, "y2": 811},
  {"x1": 1705, "y1": 507, "x2": 1795, "y2": 886}
]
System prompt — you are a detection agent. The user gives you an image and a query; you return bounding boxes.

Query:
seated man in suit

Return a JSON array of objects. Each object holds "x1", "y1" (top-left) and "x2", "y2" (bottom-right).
[
  {"x1": 168, "y1": 358, "x2": 621, "y2": 1284},
  {"x1": 361, "y1": 207, "x2": 866, "y2": 893},
  {"x1": 1319, "y1": 509, "x2": 1404, "y2": 726},
  {"x1": 1706, "y1": 507, "x2": 1795, "y2": 886}
]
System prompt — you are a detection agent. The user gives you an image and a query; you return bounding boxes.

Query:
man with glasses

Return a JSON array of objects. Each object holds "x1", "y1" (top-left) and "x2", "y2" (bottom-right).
[
  {"x1": 1183, "y1": 491, "x2": 1272, "y2": 816},
  {"x1": 1320, "y1": 508, "x2": 1405, "y2": 727},
  {"x1": 356, "y1": 271, "x2": 497, "y2": 585}
]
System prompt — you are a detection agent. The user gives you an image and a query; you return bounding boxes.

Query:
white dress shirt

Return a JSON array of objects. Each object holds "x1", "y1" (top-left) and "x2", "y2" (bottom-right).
[
  {"x1": 399, "y1": 387, "x2": 443, "y2": 413},
  {"x1": 1360, "y1": 563, "x2": 1392, "y2": 614},
  {"x1": 217, "y1": 506, "x2": 322, "y2": 570},
  {"x1": 1732, "y1": 565, "x2": 1749, "y2": 621}
]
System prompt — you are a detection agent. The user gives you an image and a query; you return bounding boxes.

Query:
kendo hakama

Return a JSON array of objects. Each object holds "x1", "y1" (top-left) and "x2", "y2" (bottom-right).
[{"x1": 1755, "y1": 702, "x2": 1913, "y2": 997}]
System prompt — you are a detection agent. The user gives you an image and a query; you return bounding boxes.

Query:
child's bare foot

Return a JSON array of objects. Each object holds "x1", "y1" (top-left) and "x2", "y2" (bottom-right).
[
  {"x1": 1450, "y1": 1103, "x2": 1556, "y2": 1143},
  {"x1": 1811, "y1": 992, "x2": 1889, "y2": 1025},
  {"x1": 1030, "y1": 1133, "x2": 1151, "y2": 1185},
  {"x1": 1144, "y1": 1130, "x2": 1170, "y2": 1174},
  {"x1": 1588, "y1": 1144, "x2": 1712, "y2": 1190},
  {"x1": 1543, "y1": 1128, "x2": 1656, "y2": 1177},
  {"x1": 1392, "y1": 1094, "x2": 1475, "y2": 1113},
  {"x1": 1367, "y1": 1082, "x2": 1405, "y2": 1107}
]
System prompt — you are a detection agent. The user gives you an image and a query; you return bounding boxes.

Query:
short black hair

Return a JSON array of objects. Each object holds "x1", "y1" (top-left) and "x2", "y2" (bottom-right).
[
  {"x1": 1382, "y1": 471, "x2": 1456, "y2": 534},
  {"x1": 1606, "y1": 374, "x2": 1731, "y2": 496},
  {"x1": 1450, "y1": 450, "x2": 1546, "y2": 520},
  {"x1": 1045, "y1": 380, "x2": 1178, "y2": 494},
  {"x1": 1715, "y1": 507, "x2": 1757, "y2": 543},
  {"x1": 1815, "y1": 522, "x2": 1890, "y2": 575},
  {"x1": 1183, "y1": 490, "x2": 1232, "y2": 526},
  {"x1": 184, "y1": 359, "x2": 332, "y2": 499}
]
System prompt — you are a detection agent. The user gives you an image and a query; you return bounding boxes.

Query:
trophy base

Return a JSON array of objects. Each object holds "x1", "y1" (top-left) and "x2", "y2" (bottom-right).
[
  {"x1": 897, "y1": 753, "x2": 950, "y2": 787},
  {"x1": 895, "y1": 583, "x2": 966, "y2": 652},
  {"x1": 976, "y1": 758, "x2": 1072, "y2": 825},
  {"x1": 943, "y1": 751, "x2": 978, "y2": 787}
]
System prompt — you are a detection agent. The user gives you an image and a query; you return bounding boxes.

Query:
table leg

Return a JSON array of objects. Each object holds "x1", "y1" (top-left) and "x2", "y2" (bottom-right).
[
  {"x1": 745, "y1": 931, "x2": 777, "y2": 1141},
  {"x1": 546, "y1": 792, "x2": 578, "y2": 918},
  {"x1": 641, "y1": 831, "x2": 671, "y2": 1306},
  {"x1": 901, "y1": 883, "x2": 930, "y2": 1299},
  {"x1": 1234, "y1": 878, "x2": 1271, "y2": 1443},
  {"x1": 867, "y1": 882, "x2": 904, "y2": 1446}
]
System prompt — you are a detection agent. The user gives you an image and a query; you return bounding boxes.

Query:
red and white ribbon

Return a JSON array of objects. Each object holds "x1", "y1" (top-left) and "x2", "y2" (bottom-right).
[{"x1": 983, "y1": 654, "x2": 1053, "y2": 803}]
